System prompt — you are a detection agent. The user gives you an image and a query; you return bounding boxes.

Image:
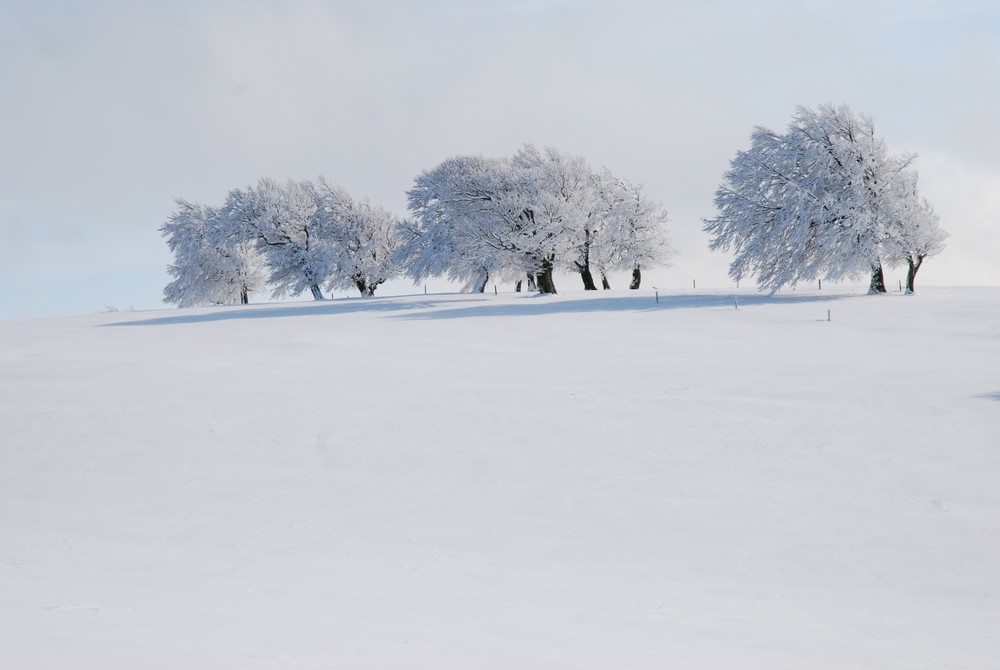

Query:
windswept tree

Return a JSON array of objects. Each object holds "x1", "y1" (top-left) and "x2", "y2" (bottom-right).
[
  {"x1": 513, "y1": 145, "x2": 599, "y2": 292},
  {"x1": 590, "y1": 171, "x2": 672, "y2": 290},
  {"x1": 704, "y1": 104, "x2": 938, "y2": 294},
  {"x1": 225, "y1": 178, "x2": 338, "y2": 301},
  {"x1": 883, "y1": 172, "x2": 948, "y2": 293},
  {"x1": 403, "y1": 144, "x2": 672, "y2": 294},
  {"x1": 315, "y1": 178, "x2": 404, "y2": 296},
  {"x1": 161, "y1": 199, "x2": 267, "y2": 307},
  {"x1": 403, "y1": 153, "x2": 543, "y2": 293}
]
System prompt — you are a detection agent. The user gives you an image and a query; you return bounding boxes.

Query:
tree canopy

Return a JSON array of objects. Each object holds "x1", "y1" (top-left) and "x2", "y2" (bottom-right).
[
  {"x1": 401, "y1": 144, "x2": 672, "y2": 294},
  {"x1": 703, "y1": 104, "x2": 946, "y2": 293}
]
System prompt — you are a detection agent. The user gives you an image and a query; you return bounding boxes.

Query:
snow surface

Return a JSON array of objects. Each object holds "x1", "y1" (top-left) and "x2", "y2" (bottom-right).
[{"x1": 2, "y1": 286, "x2": 998, "y2": 668}]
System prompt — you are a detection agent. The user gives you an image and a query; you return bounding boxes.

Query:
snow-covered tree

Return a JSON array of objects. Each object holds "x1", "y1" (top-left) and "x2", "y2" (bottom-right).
[
  {"x1": 161, "y1": 199, "x2": 267, "y2": 307},
  {"x1": 512, "y1": 145, "x2": 598, "y2": 291},
  {"x1": 882, "y1": 171, "x2": 948, "y2": 293},
  {"x1": 222, "y1": 178, "x2": 338, "y2": 301},
  {"x1": 315, "y1": 178, "x2": 404, "y2": 296},
  {"x1": 404, "y1": 145, "x2": 673, "y2": 294},
  {"x1": 590, "y1": 171, "x2": 672, "y2": 290},
  {"x1": 404, "y1": 153, "x2": 543, "y2": 293},
  {"x1": 704, "y1": 104, "x2": 932, "y2": 294}
]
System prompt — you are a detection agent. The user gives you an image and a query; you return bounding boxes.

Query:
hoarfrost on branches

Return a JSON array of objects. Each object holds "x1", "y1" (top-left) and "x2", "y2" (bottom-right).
[
  {"x1": 164, "y1": 178, "x2": 405, "y2": 306},
  {"x1": 402, "y1": 144, "x2": 673, "y2": 293},
  {"x1": 316, "y1": 178, "x2": 404, "y2": 297},
  {"x1": 161, "y1": 199, "x2": 267, "y2": 307},
  {"x1": 704, "y1": 104, "x2": 945, "y2": 294}
]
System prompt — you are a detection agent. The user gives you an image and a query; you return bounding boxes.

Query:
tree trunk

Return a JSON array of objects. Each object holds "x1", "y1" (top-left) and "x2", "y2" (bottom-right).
[
  {"x1": 526, "y1": 274, "x2": 537, "y2": 292},
  {"x1": 906, "y1": 255, "x2": 923, "y2": 294},
  {"x1": 536, "y1": 258, "x2": 557, "y2": 294},
  {"x1": 310, "y1": 284, "x2": 325, "y2": 300},
  {"x1": 601, "y1": 272, "x2": 611, "y2": 290},
  {"x1": 472, "y1": 269, "x2": 489, "y2": 293},
  {"x1": 578, "y1": 242, "x2": 597, "y2": 290},
  {"x1": 629, "y1": 265, "x2": 641, "y2": 290},
  {"x1": 515, "y1": 280, "x2": 522, "y2": 293},
  {"x1": 240, "y1": 284, "x2": 249, "y2": 305},
  {"x1": 868, "y1": 262, "x2": 887, "y2": 294}
]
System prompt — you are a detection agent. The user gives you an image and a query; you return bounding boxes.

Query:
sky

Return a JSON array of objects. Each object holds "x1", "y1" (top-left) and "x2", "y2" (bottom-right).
[{"x1": 1, "y1": 0, "x2": 998, "y2": 320}]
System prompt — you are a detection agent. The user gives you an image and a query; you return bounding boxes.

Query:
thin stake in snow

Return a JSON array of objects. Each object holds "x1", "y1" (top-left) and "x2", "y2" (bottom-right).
[
  {"x1": 735, "y1": 296, "x2": 739, "y2": 310},
  {"x1": 827, "y1": 309, "x2": 831, "y2": 322}
]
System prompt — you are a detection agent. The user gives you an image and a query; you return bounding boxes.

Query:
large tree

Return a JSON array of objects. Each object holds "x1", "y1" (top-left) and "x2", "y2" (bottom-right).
[
  {"x1": 223, "y1": 178, "x2": 336, "y2": 301},
  {"x1": 403, "y1": 145, "x2": 673, "y2": 294},
  {"x1": 704, "y1": 104, "x2": 935, "y2": 294},
  {"x1": 513, "y1": 145, "x2": 598, "y2": 292},
  {"x1": 404, "y1": 153, "x2": 550, "y2": 293}
]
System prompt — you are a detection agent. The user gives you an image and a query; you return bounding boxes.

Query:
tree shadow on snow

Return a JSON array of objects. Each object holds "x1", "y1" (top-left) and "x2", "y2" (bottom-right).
[
  {"x1": 975, "y1": 392, "x2": 1000, "y2": 402},
  {"x1": 104, "y1": 291, "x2": 855, "y2": 327},
  {"x1": 394, "y1": 291, "x2": 854, "y2": 320},
  {"x1": 102, "y1": 296, "x2": 472, "y2": 327}
]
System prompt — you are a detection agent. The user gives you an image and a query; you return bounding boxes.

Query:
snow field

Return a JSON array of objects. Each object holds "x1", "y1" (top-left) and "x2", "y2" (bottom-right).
[{"x1": 1, "y1": 287, "x2": 998, "y2": 668}]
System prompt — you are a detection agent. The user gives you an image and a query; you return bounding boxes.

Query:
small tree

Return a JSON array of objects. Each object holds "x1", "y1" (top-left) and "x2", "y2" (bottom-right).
[
  {"x1": 590, "y1": 171, "x2": 672, "y2": 290},
  {"x1": 161, "y1": 199, "x2": 266, "y2": 307},
  {"x1": 315, "y1": 178, "x2": 404, "y2": 297},
  {"x1": 883, "y1": 172, "x2": 948, "y2": 293}
]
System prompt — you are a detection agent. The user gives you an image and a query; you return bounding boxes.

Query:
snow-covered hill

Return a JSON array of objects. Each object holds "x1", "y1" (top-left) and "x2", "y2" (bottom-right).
[{"x1": 2, "y1": 287, "x2": 998, "y2": 669}]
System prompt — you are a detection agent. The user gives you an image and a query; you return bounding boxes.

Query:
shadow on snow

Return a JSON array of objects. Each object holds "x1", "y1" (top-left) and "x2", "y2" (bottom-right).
[
  {"x1": 102, "y1": 296, "x2": 467, "y2": 327},
  {"x1": 106, "y1": 291, "x2": 855, "y2": 327},
  {"x1": 395, "y1": 292, "x2": 854, "y2": 320}
]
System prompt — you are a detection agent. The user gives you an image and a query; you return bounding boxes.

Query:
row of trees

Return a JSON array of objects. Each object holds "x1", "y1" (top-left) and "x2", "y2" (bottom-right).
[
  {"x1": 162, "y1": 145, "x2": 673, "y2": 306},
  {"x1": 703, "y1": 104, "x2": 947, "y2": 294},
  {"x1": 163, "y1": 106, "x2": 947, "y2": 307},
  {"x1": 162, "y1": 178, "x2": 402, "y2": 307}
]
